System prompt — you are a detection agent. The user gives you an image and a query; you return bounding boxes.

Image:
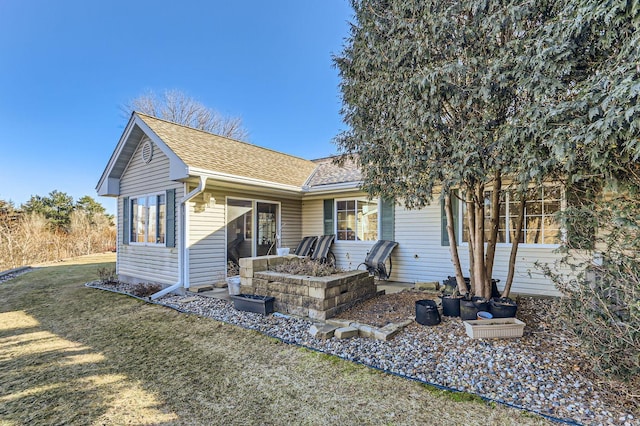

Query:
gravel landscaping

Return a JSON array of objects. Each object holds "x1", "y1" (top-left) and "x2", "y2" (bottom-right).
[{"x1": 87, "y1": 281, "x2": 637, "y2": 426}]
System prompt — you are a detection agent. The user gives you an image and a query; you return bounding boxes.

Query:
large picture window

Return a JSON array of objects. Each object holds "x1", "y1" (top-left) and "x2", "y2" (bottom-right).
[
  {"x1": 336, "y1": 198, "x2": 378, "y2": 241},
  {"x1": 461, "y1": 185, "x2": 562, "y2": 245},
  {"x1": 130, "y1": 193, "x2": 166, "y2": 245}
]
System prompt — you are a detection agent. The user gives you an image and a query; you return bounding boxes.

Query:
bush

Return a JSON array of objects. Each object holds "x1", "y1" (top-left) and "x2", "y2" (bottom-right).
[
  {"x1": 544, "y1": 184, "x2": 640, "y2": 380},
  {"x1": 270, "y1": 258, "x2": 342, "y2": 277},
  {"x1": 97, "y1": 266, "x2": 117, "y2": 284},
  {"x1": 131, "y1": 283, "x2": 163, "y2": 298}
]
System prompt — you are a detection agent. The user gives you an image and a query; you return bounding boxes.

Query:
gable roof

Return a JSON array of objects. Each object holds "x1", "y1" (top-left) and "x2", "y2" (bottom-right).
[
  {"x1": 305, "y1": 155, "x2": 362, "y2": 188},
  {"x1": 137, "y1": 113, "x2": 318, "y2": 188},
  {"x1": 97, "y1": 112, "x2": 324, "y2": 196}
]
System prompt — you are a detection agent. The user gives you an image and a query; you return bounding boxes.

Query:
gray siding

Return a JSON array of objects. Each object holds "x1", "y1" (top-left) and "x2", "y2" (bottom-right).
[
  {"x1": 301, "y1": 194, "x2": 565, "y2": 296},
  {"x1": 117, "y1": 140, "x2": 182, "y2": 285},
  {"x1": 187, "y1": 188, "x2": 303, "y2": 287}
]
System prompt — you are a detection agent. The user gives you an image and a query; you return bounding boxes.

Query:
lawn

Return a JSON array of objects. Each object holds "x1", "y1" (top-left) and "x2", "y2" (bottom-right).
[{"x1": 0, "y1": 253, "x2": 551, "y2": 425}]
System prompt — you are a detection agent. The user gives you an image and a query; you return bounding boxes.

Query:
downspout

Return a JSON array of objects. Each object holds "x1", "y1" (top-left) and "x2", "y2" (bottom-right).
[{"x1": 150, "y1": 175, "x2": 207, "y2": 300}]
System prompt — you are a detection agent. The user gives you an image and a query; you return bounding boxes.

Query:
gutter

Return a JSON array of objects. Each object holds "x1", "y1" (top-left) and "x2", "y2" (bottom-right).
[{"x1": 150, "y1": 175, "x2": 208, "y2": 300}]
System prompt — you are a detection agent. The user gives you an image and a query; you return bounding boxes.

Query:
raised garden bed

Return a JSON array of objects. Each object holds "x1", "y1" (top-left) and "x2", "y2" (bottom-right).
[{"x1": 238, "y1": 255, "x2": 376, "y2": 320}]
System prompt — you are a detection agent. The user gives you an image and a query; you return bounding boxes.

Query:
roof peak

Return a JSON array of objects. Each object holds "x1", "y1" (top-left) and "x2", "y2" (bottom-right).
[{"x1": 134, "y1": 111, "x2": 312, "y2": 163}]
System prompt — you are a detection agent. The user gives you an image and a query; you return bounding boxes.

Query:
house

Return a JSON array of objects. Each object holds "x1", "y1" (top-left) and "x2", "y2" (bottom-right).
[{"x1": 97, "y1": 112, "x2": 565, "y2": 298}]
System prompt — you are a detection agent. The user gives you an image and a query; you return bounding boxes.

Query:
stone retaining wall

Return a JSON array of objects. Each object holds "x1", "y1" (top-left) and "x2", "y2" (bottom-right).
[{"x1": 239, "y1": 255, "x2": 376, "y2": 320}]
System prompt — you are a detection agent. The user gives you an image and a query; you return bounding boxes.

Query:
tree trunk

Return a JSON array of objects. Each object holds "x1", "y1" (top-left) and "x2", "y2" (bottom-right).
[
  {"x1": 473, "y1": 182, "x2": 487, "y2": 297},
  {"x1": 503, "y1": 190, "x2": 526, "y2": 298},
  {"x1": 484, "y1": 172, "x2": 502, "y2": 296},
  {"x1": 465, "y1": 188, "x2": 476, "y2": 295},
  {"x1": 444, "y1": 193, "x2": 467, "y2": 293}
]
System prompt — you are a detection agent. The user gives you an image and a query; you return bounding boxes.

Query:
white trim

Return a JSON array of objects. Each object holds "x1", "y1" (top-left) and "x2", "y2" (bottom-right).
[
  {"x1": 190, "y1": 167, "x2": 302, "y2": 193},
  {"x1": 334, "y1": 196, "x2": 380, "y2": 243},
  {"x1": 127, "y1": 191, "x2": 168, "y2": 247},
  {"x1": 302, "y1": 181, "x2": 362, "y2": 195},
  {"x1": 96, "y1": 116, "x2": 137, "y2": 196},
  {"x1": 226, "y1": 196, "x2": 282, "y2": 266},
  {"x1": 456, "y1": 183, "x2": 565, "y2": 247}
]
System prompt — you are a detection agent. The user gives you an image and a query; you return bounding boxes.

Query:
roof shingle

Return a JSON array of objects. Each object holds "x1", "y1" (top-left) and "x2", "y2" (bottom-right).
[{"x1": 138, "y1": 113, "x2": 318, "y2": 188}]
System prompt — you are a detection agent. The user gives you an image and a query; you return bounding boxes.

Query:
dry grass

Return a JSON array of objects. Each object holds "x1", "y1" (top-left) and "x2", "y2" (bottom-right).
[{"x1": 0, "y1": 253, "x2": 552, "y2": 425}]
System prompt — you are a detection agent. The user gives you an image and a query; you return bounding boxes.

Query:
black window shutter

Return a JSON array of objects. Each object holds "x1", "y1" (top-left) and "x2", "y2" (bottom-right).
[
  {"x1": 323, "y1": 199, "x2": 334, "y2": 235},
  {"x1": 380, "y1": 197, "x2": 395, "y2": 241},
  {"x1": 166, "y1": 189, "x2": 176, "y2": 248},
  {"x1": 441, "y1": 191, "x2": 459, "y2": 246},
  {"x1": 122, "y1": 197, "x2": 129, "y2": 246}
]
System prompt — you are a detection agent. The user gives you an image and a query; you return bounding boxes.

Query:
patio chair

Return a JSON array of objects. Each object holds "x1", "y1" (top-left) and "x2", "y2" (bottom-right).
[
  {"x1": 310, "y1": 234, "x2": 336, "y2": 266},
  {"x1": 293, "y1": 236, "x2": 318, "y2": 257},
  {"x1": 358, "y1": 240, "x2": 398, "y2": 280}
]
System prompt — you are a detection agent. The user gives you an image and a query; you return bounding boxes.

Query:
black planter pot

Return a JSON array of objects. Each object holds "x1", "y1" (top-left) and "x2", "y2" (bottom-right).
[
  {"x1": 416, "y1": 299, "x2": 441, "y2": 325},
  {"x1": 460, "y1": 296, "x2": 489, "y2": 321},
  {"x1": 490, "y1": 279, "x2": 501, "y2": 298},
  {"x1": 231, "y1": 294, "x2": 275, "y2": 315},
  {"x1": 441, "y1": 294, "x2": 463, "y2": 317},
  {"x1": 489, "y1": 297, "x2": 518, "y2": 318}
]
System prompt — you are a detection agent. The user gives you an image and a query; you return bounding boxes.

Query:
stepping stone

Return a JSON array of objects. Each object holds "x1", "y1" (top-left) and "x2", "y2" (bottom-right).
[
  {"x1": 334, "y1": 326, "x2": 359, "y2": 339},
  {"x1": 309, "y1": 324, "x2": 338, "y2": 339},
  {"x1": 189, "y1": 285, "x2": 213, "y2": 293}
]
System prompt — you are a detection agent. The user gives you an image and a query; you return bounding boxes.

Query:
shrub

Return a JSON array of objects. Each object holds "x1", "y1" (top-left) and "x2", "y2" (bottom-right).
[
  {"x1": 270, "y1": 258, "x2": 342, "y2": 277},
  {"x1": 131, "y1": 283, "x2": 162, "y2": 298},
  {"x1": 543, "y1": 184, "x2": 640, "y2": 380},
  {"x1": 97, "y1": 266, "x2": 117, "y2": 284}
]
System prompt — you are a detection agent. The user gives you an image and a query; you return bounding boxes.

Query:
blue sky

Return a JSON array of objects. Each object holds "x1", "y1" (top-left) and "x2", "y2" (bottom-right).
[{"x1": 0, "y1": 1, "x2": 353, "y2": 214}]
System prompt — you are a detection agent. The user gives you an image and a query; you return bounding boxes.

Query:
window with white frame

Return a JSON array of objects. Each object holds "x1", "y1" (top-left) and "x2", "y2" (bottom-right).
[
  {"x1": 336, "y1": 198, "x2": 378, "y2": 241},
  {"x1": 130, "y1": 193, "x2": 166, "y2": 244},
  {"x1": 461, "y1": 185, "x2": 562, "y2": 245}
]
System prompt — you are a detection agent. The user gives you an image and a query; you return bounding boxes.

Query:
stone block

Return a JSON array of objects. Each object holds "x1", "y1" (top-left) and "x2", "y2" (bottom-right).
[
  {"x1": 374, "y1": 328, "x2": 401, "y2": 341},
  {"x1": 309, "y1": 324, "x2": 338, "y2": 339},
  {"x1": 308, "y1": 309, "x2": 327, "y2": 320},
  {"x1": 188, "y1": 284, "x2": 213, "y2": 293},
  {"x1": 286, "y1": 305, "x2": 309, "y2": 317},
  {"x1": 286, "y1": 283, "x2": 308, "y2": 297},
  {"x1": 326, "y1": 319, "x2": 353, "y2": 328},
  {"x1": 357, "y1": 324, "x2": 377, "y2": 339},
  {"x1": 238, "y1": 257, "x2": 253, "y2": 268},
  {"x1": 267, "y1": 281, "x2": 285, "y2": 292},
  {"x1": 334, "y1": 326, "x2": 359, "y2": 339},
  {"x1": 325, "y1": 286, "x2": 342, "y2": 298},
  {"x1": 240, "y1": 267, "x2": 253, "y2": 278},
  {"x1": 279, "y1": 293, "x2": 303, "y2": 306},
  {"x1": 284, "y1": 275, "x2": 303, "y2": 285},
  {"x1": 267, "y1": 256, "x2": 285, "y2": 268},
  {"x1": 415, "y1": 281, "x2": 440, "y2": 291},
  {"x1": 308, "y1": 287, "x2": 326, "y2": 299},
  {"x1": 239, "y1": 285, "x2": 255, "y2": 295}
]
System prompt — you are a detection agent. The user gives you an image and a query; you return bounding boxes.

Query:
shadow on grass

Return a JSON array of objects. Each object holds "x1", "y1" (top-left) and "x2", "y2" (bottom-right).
[{"x1": 0, "y1": 309, "x2": 178, "y2": 425}]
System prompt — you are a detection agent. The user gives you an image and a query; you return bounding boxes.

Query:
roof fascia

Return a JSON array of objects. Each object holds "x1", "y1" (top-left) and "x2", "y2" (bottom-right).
[
  {"x1": 96, "y1": 115, "x2": 137, "y2": 196},
  {"x1": 301, "y1": 181, "x2": 362, "y2": 197},
  {"x1": 189, "y1": 167, "x2": 303, "y2": 194},
  {"x1": 95, "y1": 114, "x2": 189, "y2": 196}
]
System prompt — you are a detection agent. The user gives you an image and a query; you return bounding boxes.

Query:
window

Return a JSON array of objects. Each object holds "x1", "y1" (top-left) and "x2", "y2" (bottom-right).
[
  {"x1": 130, "y1": 193, "x2": 166, "y2": 245},
  {"x1": 336, "y1": 198, "x2": 378, "y2": 241},
  {"x1": 461, "y1": 185, "x2": 562, "y2": 245}
]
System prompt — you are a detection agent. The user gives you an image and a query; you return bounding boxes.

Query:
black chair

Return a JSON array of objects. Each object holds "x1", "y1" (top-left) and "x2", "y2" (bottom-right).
[
  {"x1": 358, "y1": 240, "x2": 398, "y2": 280},
  {"x1": 293, "y1": 236, "x2": 318, "y2": 257},
  {"x1": 310, "y1": 235, "x2": 336, "y2": 266}
]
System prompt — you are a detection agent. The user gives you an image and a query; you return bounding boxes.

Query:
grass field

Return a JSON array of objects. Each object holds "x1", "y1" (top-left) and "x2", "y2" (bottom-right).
[{"x1": 0, "y1": 253, "x2": 551, "y2": 425}]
